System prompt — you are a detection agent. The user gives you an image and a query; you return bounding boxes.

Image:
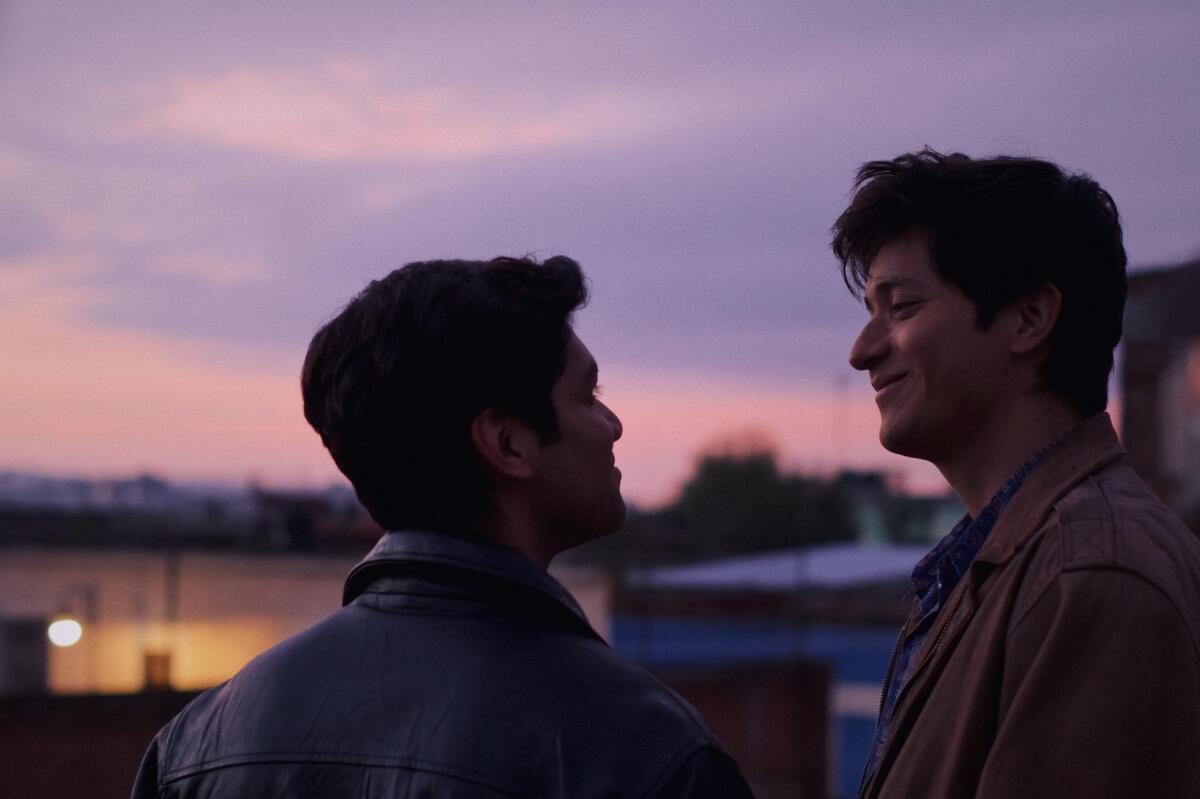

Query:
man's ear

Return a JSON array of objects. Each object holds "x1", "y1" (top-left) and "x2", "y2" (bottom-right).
[
  {"x1": 1010, "y1": 283, "x2": 1062, "y2": 356},
  {"x1": 470, "y1": 408, "x2": 540, "y2": 480}
]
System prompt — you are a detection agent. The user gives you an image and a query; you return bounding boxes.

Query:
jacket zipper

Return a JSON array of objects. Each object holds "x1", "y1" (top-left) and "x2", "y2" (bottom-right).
[
  {"x1": 919, "y1": 584, "x2": 966, "y2": 671},
  {"x1": 858, "y1": 619, "x2": 908, "y2": 798},
  {"x1": 858, "y1": 584, "x2": 969, "y2": 798}
]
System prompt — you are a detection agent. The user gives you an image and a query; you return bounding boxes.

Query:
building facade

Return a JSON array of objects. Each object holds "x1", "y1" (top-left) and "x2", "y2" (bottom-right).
[{"x1": 1123, "y1": 257, "x2": 1200, "y2": 532}]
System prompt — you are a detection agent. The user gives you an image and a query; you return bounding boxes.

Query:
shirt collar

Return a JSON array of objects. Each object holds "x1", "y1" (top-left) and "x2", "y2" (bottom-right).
[{"x1": 910, "y1": 438, "x2": 1059, "y2": 617}]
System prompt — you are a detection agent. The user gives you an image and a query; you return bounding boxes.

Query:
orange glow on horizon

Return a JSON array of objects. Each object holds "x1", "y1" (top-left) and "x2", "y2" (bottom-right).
[
  {"x1": 2, "y1": 260, "x2": 947, "y2": 506},
  {"x1": 606, "y1": 369, "x2": 949, "y2": 505}
]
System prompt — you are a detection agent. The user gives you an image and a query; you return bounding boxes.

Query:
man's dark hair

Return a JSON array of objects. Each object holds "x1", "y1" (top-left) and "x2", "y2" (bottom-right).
[
  {"x1": 831, "y1": 147, "x2": 1128, "y2": 415},
  {"x1": 301, "y1": 255, "x2": 588, "y2": 532}
]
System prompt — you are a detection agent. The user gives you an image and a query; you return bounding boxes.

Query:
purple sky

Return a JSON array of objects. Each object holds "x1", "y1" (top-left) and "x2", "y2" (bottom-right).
[{"x1": 2, "y1": 1, "x2": 1198, "y2": 504}]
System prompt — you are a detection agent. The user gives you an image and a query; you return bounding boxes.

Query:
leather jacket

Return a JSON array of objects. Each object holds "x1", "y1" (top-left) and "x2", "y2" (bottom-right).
[{"x1": 132, "y1": 530, "x2": 753, "y2": 798}]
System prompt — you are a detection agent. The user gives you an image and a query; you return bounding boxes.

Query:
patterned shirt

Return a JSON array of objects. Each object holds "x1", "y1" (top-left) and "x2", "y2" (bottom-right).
[{"x1": 862, "y1": 446, "x2": 1055, "y2": 788}]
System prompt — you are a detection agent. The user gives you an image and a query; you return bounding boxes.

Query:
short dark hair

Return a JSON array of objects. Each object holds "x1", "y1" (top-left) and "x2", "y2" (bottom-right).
[
  {"x1": 301, "y1": 255, "x2": 588, "y2": 531},
  {"x1": 831, "y1": 148, "x2": 1127, "y2": 415}
]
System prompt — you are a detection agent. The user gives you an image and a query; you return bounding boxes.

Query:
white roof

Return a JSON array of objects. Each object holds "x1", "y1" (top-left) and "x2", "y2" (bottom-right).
[{"x1": 627, "y1": 542, "x2": 930, "y2": 591}]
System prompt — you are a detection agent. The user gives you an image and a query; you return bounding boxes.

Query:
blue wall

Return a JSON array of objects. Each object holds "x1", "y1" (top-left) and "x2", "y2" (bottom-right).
[{"x1": 611, "y1": 617, "x2": 895, "y2": 798}]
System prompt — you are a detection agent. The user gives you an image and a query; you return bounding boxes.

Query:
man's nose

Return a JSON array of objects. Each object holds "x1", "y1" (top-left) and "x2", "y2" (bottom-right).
[
  {"x1": 603, "y1": 402, "x2": 623, "y2": 442},
  {"x1": 849, "y1": 317, "x2": 886, "y2": 372}
]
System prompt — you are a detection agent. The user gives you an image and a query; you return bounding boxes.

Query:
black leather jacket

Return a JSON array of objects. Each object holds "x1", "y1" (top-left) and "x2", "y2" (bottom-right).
[{"x1": 132, "y1": 530, "x2": 753, "y2": 797}]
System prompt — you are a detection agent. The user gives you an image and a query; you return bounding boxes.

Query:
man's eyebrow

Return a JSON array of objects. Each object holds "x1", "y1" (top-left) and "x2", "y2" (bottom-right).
[
  {"x1": 585, "y1": 359, "x2": 598, "y2": 385},
  {"x1": 863, "y1": 277, "x2": 925, "y2": 311},
  {"x1": 867, "y1": 277, "x2": 922, "y2": 295}
]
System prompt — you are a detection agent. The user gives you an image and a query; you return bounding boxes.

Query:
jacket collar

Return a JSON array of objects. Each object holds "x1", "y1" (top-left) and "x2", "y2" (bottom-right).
[
  {"x1": 973, "y1": 412, "x2": 1124, "y2": 568},
  {"x1": 343, "y1": 529, "x2": 593, "y2": 628}
]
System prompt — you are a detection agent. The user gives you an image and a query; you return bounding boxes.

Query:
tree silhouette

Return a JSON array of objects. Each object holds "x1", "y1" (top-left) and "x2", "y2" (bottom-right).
[
  {"x1": 674, "y1": 450, "x2": 855, "y2": 557},
  {"x1": 569, "y1": 441, "x2": 856, "y2": 567}
]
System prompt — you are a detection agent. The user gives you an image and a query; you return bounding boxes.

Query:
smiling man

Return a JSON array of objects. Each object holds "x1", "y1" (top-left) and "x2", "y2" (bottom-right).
[
  {"x1": 132, "y1": 256, "x2": 752, "y2": 798},
  {"x1": 833, "y1": 150, "x2": 1200, "y2": 798}
]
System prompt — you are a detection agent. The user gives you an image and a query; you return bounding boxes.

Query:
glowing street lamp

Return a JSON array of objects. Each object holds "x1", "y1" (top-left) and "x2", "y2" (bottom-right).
[{"x1": 47, "y1": 616, "x2": 84, "y2": 648}]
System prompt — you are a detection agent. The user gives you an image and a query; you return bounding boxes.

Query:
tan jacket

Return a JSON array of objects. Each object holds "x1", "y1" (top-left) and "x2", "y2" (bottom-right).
[{"x1": 863, "y1": 414, "x2": 1200, "y2": 799}]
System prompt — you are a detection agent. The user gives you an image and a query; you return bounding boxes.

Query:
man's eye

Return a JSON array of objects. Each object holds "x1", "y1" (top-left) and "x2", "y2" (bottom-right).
[
  {"x1": 890, "y1": 302, "x2": 918, "y2": 316},
  {"x1": 590, "y1": 385, "x2": 604, "y2": 402}
]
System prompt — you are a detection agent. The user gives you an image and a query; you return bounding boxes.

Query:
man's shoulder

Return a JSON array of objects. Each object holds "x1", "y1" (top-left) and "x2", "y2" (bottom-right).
[
  {"x1": 1051, "y1": 459, "x2": 1200, "y2": 569},
  {"x1": 152, "y1": 605, "x2": 367, "y2": 765},
  {"x1": 554, "y1": 635, "x2": 718, "y2": 738},
  {"x1": 1011, "y1": 459, "x2": 1200, "y2": 633},
  {"x1": 150, "y1": 596, "x2": 729, "y2": 796}
]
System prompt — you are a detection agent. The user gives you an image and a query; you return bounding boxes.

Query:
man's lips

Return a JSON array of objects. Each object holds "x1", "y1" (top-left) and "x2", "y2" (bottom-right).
[{"x1": 872, "y1": 373, "x2": 907, "y2": 393}]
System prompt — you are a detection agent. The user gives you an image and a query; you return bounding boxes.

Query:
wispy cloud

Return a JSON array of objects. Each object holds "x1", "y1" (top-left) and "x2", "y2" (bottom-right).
[
  {"x1": 124, "y1": 58, "x2": 699, "y2": 162},
  {"x1": 151, "y1": 251, "x2": 271, "y2": 286},
  {"x1": 0, "y1": 146, "x2": 30, "y2": 179},
  {"x1": 1, "y1": 0, "x2": 1195, "y2": 495}
]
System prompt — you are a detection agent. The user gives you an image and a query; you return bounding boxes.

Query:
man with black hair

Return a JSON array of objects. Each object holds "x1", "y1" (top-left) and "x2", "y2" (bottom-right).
[
  {"x1": 132, "y1": 256, "x2": 753, "y2": 798},
  {"x1": 833, "y1": 150, "x2": 1200, "y2": 798}
]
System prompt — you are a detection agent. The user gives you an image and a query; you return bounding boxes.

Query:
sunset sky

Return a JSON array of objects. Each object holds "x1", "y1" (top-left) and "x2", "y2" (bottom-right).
[{"x1": 2, "y1": 1, "x2": 1198, "y2": 506}]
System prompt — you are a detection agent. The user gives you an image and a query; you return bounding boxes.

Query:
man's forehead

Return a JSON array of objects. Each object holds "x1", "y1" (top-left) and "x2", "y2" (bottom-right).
[
  {"x1": 862, "y1": 230, "x2": 936, "y2": 285},
  {"x1": 863, "y1": 242, "x2": 940, "y2": 295},
  {"x1": 565, "y1": 331, "x2": 598, "y2": 377}
]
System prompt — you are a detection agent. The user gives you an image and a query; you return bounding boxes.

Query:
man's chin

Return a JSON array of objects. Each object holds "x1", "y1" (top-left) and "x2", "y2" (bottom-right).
[
  {"x1": 613, "y1": 501, "x2": 627, "y2": 531},
  {"x1": 574, "y1": 501, "x2": 627, "y2": 545},
  {"x1": 595, "y1": 501, "x2": 627, "y2": 539},
  {"x1": 879, "y1": 422, "x2": 924, "y2": 460}
]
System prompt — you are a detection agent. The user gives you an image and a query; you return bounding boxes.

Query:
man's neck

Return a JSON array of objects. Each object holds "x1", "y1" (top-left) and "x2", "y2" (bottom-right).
[
  {"x1": 937, "y1": 397, "x2": 1084, "y2": 518},
  {"x1": 481, "y1": 496, "x2": 555, "y2": 570}
]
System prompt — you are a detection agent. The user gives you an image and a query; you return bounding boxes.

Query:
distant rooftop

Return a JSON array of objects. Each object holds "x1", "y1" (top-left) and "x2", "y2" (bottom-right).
[
  {"x1": 627, "y1": 542, "x2": 929, "y2": 592},
  {"x1": 0, "y1": 471, "x2": 378, "y2": 553}
]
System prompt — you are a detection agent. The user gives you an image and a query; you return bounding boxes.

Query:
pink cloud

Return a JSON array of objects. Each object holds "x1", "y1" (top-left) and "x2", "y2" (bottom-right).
[
  {"x1": 153, "y1": 251, "x2": 271, "y2": 286},
  {"x1": 124, "y1": 60, "x2": 696, "y2": 162}
]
